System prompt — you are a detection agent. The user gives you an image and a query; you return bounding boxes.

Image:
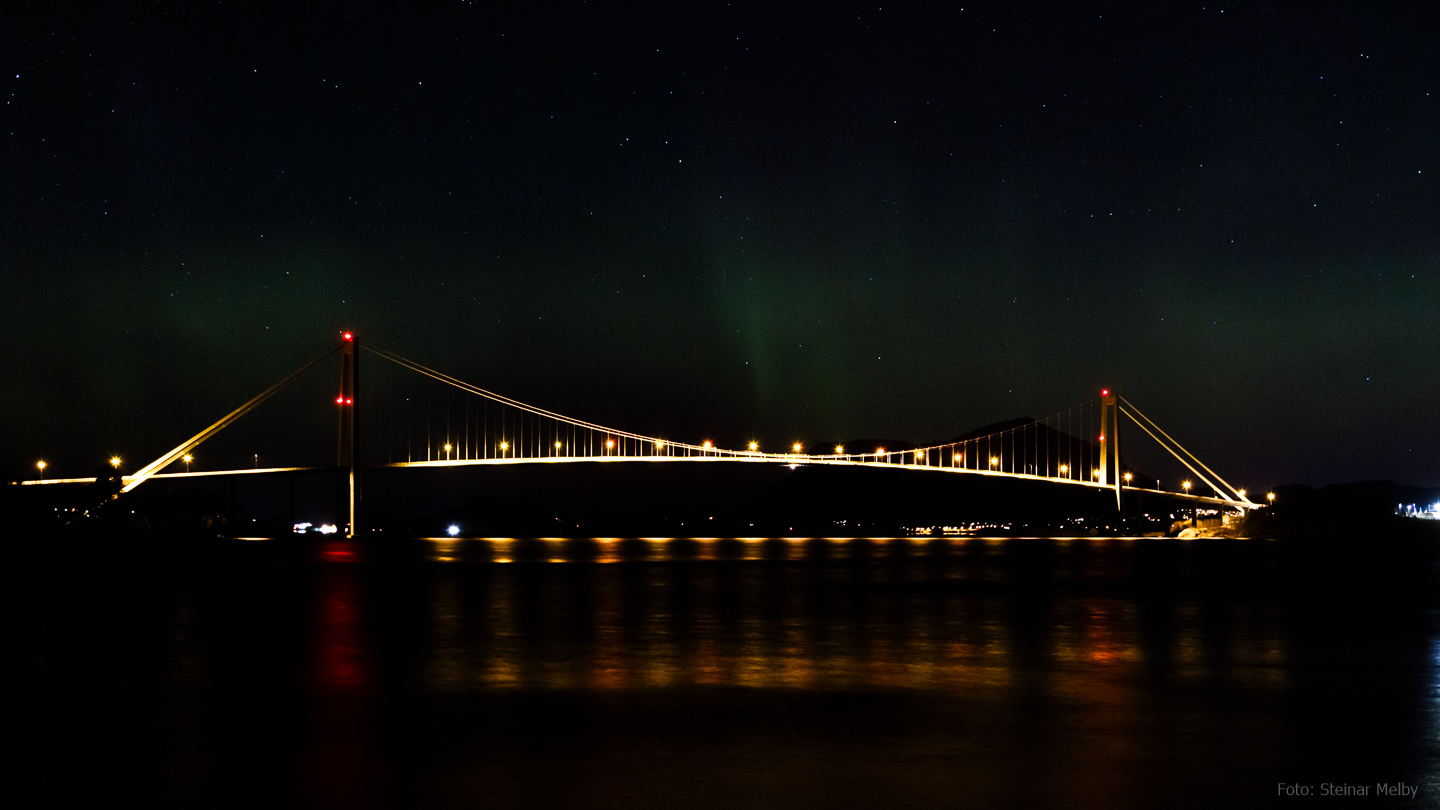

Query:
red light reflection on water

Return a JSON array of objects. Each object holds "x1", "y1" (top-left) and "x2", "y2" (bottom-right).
[
  {"x1": 320, "y1": 539, "x2": 362, "y2": 564},
  {"x1": 307, "y1": 541, "x2": 379, "y2": 806},
  {"x1": 315, "y1": 568, "x2": 366, "y2": 689}
]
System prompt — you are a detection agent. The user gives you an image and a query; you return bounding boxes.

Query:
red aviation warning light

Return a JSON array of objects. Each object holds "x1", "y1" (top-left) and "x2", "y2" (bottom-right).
[
  {"x1": 342, "y1": 332, "x2": 353, "y2": 342},
  {"x1": 336, "y1": 396, "x2": 345, "y2": 405},
  {"x1": 1101, "y1": 389, "x2": 1109, "y2": 396}
]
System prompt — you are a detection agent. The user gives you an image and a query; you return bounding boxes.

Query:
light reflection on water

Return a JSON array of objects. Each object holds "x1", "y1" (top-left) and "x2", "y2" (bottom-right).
[
  {"x1": 411, "y1": 536, "x2": 1293, "y2": 696},
  {"x1": 25, "y1": 532, "x2": 1439, "y2": 809},
  {"x1": 418, "y1": 534, "x2": 988, "y2": 564}
]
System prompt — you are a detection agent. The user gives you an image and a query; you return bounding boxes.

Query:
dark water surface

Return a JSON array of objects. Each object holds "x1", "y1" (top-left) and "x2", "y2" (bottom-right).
[{"x1": 14, "y1": 535, "x2": 1440, "y2": 808}]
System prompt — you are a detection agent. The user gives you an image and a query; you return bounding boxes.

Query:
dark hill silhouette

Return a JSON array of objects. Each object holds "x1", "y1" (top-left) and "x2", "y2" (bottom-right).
[
  {"x1": 927, "y1": 417, "x2": 1158, "y2": 485},
  {"x1": 1256, "y1": 480, "x2": 1440, "y2": 530}
]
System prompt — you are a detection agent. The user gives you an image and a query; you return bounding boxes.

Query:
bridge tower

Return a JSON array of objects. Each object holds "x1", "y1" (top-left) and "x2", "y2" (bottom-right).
[
  {"x1": 1098, "y1": 389, "x2": 1121, "y2": 511},
  {"x1": 336, "y1": 331, "x2": 359, "y2": 536}
]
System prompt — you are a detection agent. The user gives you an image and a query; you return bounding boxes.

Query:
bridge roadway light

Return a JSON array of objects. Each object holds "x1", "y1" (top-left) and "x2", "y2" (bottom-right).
[
  {"x1": 1059, "y1": 464, "x2": 1068, "y2": 476},
  {"x1": 1123, "y1": 472, "x2": 1133, "y2": 483},
  {"x1": 835, "y1": 445, "x2": 844, "y2": 455},
  {"x1": 183, "y1": 454, "x2": 193, "y2": 473},
  {"x1": 703, "y1": 440, "x2": 714, "y2": 450},
  {"x1": 37, "y1": 460, "x2": 46, "y2": 479},
  {"x1": 605, "y1": 439, "x2": 615, "y2": 452},
  {"x1": 1267, "y1": 492, "x2": 1275, "y2": 503},
  {"x1": 989, "y1": 456, "x2": 998, "y2": 468},
  {"x1": 110, "y1": 456, "x2": 122, "y2": 469},
  {"x1": 499, "y1": 441, "x2": 509, "y2": 454},
  {"x1": 1182, "y1": 481, "x2": 1192, "y2": 493},
  {"x1": 445, "y1": 443, "x2": 453, "y2": 460},
  {"x1": 793, "y1": 442, "x2": 803, "y2": 453},
  {"x1": 748, "y1": 441, "x2": 758, "y2": 452}
]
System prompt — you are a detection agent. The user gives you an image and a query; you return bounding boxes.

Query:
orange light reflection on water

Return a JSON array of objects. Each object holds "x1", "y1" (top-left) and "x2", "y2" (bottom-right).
[{"x1": 409, "y1": 537, "x2": 1288, "y2": 703}]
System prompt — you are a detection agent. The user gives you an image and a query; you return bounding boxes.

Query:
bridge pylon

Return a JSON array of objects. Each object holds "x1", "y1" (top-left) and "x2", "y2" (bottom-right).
[
  {"x1": 336, "y1": 331, "x2": 359, "y2": 536},
  {"x1": 1098, "y1": 389, "x2": 1121, "y2": 512}
]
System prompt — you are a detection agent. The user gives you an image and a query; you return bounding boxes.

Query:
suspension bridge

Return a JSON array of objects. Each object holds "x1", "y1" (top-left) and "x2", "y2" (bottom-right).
[{"x1": 20, "y1": 332, "x2": 1259, "y2": 536}]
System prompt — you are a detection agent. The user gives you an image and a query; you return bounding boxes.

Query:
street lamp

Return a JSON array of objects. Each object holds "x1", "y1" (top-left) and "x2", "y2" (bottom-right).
[
  {"x1": 605, "y1": 439, "x2": 614, "y2": 453},
  {"x1": 1182, "y1": 481, "x2": 1192, "y2": 493},
  {"x1": 37, "y1": 460, "x2": 46, "y2": 480},
  {"x1": 1123, "y1": 472, "x2": 1133, "y2": 483},
  {"x1": 748, "y1": 441, "x2": 759, "y2": 452},
  {"x1": 499, "y1": 441, "x2": 510, "y2": 455},
  {"x1": 835, "y1": 445, "x2": 845, "y2": 455},
  {"x1": 1059, "y1": 464, "x2": 1068, "y2": 477},
  {"x1": 1267, "y1": 492, "x2": 1276, "y2": 504},
  {"x1": 444, "y1": 443, "x2": 452, "y2": 460},
  {"x1": 989, "y1": 456, "x2": 998, "y2": 468},
  {"x1": 110, "y1": 456, "x2": 122, "y2": 469},
  {"x1": 792, "y1": 442, "x2": 802, "y2": 453},
  {"x1": 183, "y1": 454, "x2": 193, "y2": 473}
]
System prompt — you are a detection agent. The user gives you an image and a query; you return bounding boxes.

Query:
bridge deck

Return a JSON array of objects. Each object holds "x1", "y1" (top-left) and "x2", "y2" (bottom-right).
[{"x1": 17, "y1": 457, "x2": 1254, "y2": 510}]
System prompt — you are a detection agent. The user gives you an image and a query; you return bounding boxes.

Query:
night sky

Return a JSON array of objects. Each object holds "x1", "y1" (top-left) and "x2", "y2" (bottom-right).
[{"x1": 4, "y1": 1, "x2": 1437, "y2": 489}]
